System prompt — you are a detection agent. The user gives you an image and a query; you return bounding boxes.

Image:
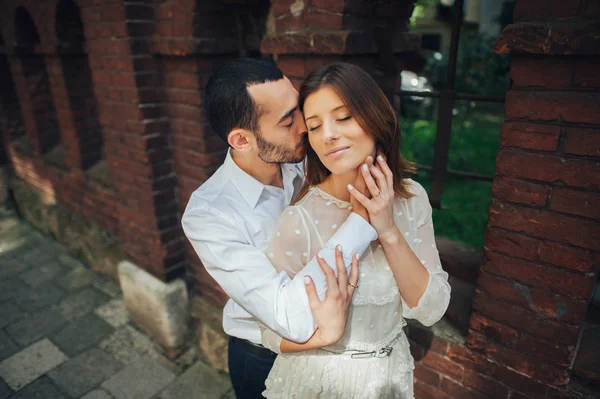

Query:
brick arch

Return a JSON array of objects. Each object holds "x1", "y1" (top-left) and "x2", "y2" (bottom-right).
[
  {"x1": 0, "y1": 47, "x2": 27, "y2": 148},
  {"x1": 56, "y1": 0, "x2": 85, "y2": 43},
  {"x1": 13, "y1": 6, "x2": 63, "y2": 161},
  {"x1": 0, "y1": 29, "x2": 29, "y2": 163},
  {"x1": 55, "y1": 0, "x2": 103, "y2": 170},
  {"x1": 14, "y1": 6, "x2": 39, "y2": 46}
]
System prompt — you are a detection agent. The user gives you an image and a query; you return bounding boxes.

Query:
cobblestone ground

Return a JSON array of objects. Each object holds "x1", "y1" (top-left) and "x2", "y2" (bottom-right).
[{"x1": 0, "y1": 216, "x2": 234, "y2": 399}]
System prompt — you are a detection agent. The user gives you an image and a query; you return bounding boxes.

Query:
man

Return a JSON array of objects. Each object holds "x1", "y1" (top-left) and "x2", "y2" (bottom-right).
[{"x1": 182, "y1": 58, "x2": 377, "y2": 398}]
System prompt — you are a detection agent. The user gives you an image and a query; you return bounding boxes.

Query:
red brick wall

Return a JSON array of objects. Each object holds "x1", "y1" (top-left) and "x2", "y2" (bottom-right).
[
  {"x1": 409, "y1": 1, "x2": 600, "y2": 398},
  {"x1": 2, "y1": 2, "x2": 597, "y2": 395}
]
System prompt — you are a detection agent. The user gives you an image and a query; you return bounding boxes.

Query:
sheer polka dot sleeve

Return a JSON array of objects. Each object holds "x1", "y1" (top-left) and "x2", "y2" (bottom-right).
[
  {"x1": 401, "y1": 184, "x2": 451, "y2": 326},
  {"x1": 265, "y1": 206, "x2": 311, "y2": 278}
]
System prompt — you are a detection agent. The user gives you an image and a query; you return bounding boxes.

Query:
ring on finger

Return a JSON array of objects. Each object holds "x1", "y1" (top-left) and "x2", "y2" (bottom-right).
[
  {"x1": 374, "y1": 191, "x2": 381, "y2": 197},
  {"x1": 348, "y1": 282, "x2": 358, "y2": 288}
]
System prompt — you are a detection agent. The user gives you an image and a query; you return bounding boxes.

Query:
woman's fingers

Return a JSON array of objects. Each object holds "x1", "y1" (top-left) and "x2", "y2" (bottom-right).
[
  {"x1": 334, "y1": 245, "x2": 347, "y2": 290},
  {"x1": 317, "y1": 253, "x2": 340, "y2": 297},
  {"x1": 348, "y1": 183, "x2": 371, "y2": 210},
  {"x1": 303, "y1": 276, "x2": 321, "y2": 309},
  {"x1": 377, "y1": 155, "x2": 394, "y2": 190},
  {"x1": 347, "y1": 252, "x2": 359, "y2": 296},
  {"x1": 369, "y1": 164, "x2": 388, "y2": 198},
  {"x1": 361, "y1": 163, "x2": 381, "y2": 198}
]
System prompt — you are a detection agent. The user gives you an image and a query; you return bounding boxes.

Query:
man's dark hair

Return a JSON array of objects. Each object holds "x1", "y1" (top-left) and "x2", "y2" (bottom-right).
[{"x1": 204, "y1": 58, "x2": 284, "y2": 143}]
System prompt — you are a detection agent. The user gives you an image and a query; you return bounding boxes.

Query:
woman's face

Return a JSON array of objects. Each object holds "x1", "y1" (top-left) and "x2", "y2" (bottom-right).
[{"x1": 303, "y1": 86, "x2": 375, "y2": 175}]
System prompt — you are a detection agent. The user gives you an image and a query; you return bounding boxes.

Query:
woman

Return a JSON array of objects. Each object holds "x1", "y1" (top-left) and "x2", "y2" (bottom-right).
[{"x1": 260, "y1": 63, "x2": 451, "y2": 398}]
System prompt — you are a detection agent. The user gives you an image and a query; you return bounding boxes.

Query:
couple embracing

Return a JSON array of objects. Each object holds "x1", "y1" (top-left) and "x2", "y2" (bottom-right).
[{"x1": 182, "y1": 59, "x2": 451, "y2": 399}]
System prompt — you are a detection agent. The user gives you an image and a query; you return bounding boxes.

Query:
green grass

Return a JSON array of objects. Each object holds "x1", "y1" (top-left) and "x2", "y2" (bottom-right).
[{"x1": 399, "y1": 102, "x2": 504, "y2": 248}]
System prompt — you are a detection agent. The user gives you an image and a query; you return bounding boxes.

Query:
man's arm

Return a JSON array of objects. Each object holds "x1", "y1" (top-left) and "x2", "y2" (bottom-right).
[{"x1": 182, "y1": 204, "x2": 376, "y2": 343}]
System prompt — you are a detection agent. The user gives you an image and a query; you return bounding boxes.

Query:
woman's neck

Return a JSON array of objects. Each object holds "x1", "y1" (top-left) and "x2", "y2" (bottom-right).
[{"x1": 318, "y1": 168, "x2": 360, "y2": 202}]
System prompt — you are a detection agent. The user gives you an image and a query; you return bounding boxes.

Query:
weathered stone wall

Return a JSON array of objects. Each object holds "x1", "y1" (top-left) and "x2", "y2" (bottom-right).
[{"x1": 11, "y1": 177, "x2": 125, "y2": 280}]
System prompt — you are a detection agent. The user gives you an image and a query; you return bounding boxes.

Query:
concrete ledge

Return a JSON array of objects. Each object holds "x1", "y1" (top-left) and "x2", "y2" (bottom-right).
[{"x1": 118, "y1": 261, "x2": 190, "y2": 352}]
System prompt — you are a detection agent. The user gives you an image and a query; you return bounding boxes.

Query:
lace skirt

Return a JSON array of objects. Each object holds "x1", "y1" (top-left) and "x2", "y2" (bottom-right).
[{"x1": 263, "y1": 332, "x2": 415, "y2": 399}]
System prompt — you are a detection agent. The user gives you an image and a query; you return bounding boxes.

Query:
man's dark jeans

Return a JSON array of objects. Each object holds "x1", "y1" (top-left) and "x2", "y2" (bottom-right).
[{"x1": 228, "y1": 336, "x2": 277, "y2": 399}]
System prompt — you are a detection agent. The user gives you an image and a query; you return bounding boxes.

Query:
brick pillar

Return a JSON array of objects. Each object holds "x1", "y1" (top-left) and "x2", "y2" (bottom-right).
[
  {"x1": 463, "y1": 1, "x2": 600, "y2": 397},
  {"x1": 262, "y1": 0, "x2": 419, "y2": 100},
  {"x1": 77, "y1": 1, "x2": 183, "y2": 281}
]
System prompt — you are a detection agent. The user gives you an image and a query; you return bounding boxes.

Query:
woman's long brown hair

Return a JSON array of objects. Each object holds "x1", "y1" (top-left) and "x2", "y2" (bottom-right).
[{"x1": 294, "y1": 62, "x2": 415, "y2": 204}]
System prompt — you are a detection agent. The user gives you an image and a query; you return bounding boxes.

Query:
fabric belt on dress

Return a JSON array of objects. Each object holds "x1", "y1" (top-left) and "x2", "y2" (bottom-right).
[
  {"x1": 322, "y1": 327, "x2": 404, "y2": 360},
  {"x1": 230, "y1": 336, "x2": 277, "y2": 359}
]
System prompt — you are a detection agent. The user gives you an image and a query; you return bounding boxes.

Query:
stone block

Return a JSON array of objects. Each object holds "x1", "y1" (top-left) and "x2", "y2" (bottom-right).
[
  {"x1": 0, "y1": 259, "x2": 30, "y2": 280},
  {"x1": 12, "y1": 281, "x2": 66, "y2": 313},
  {"x1": 0, "y1": 378, "x2": 12, "y2": 399},
  {"x1": 93, "y1": 277, "x2": 122, "y2": 297},
  {"x1": 81, "y1": 389, "x2": 115, "y2": 399},
  {"x1": 98, "y1": 326, "x2": 163, "y2": 366},
  {"x1": 10, "y1": 376, "x2": 65, "y2": 399},
  {"x1": 50, "y1": 313, "x2": 115, "y2": 357},
  {"x1": 0, "y1": 339, "x2": 68, "y2": 390},
  {"x1": 0, "y1": 279, "x2": 28, "y2": 303},
  {"x1": 94, "y1": 298, "x2": 129, "y2": 328},
  {"x1": 48, "y1": 348, "x2": 124, "y2": 398},
  {"x1": 156, "y1": 361, "x2": 232, "y2": 399},
  {"x1": 0, "y1": 301, "x2": 24, "y2": 329},
  {"x1": 55, "y1": 266, "x2": 97, "y2": 292},
  {"x1": 55, "y1": 287, "x2": 110, "y2": 321},
  {"x1": 0, "y1": 331, "x2": 19, "y2": 362},
  {"x1": 19, "y1": 261, "x2": 65, "y2": 288},
  {"x1": 118, "y1": 261, "x2": 189, "y2": 350},
  {"x1": 101, "y1": 356, "x2": 175, "y2": 399},
  {"x1": 6, "y1": 308, "x2": 67, "y2": 347},
  {"x1": 191, "y1": 296, "x2": 229, "y2": 373}
]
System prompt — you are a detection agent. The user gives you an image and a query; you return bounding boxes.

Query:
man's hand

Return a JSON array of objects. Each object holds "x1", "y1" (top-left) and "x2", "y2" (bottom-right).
[{"x1": 303, "y1": 245, "x2": 359, "y2": 347}]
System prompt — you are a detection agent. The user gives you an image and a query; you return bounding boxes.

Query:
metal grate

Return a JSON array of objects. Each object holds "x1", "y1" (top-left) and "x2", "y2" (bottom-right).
[{"x1": 397, "y1": 0, "x2": 505, "y2": 208}]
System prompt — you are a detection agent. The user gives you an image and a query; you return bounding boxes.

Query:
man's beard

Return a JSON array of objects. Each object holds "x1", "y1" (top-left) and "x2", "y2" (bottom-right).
[{"x1": 255, "y1": 130, "x2": 307, "y2": 164}]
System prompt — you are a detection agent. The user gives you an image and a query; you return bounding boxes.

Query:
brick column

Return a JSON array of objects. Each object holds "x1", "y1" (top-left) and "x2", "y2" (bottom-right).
[
  {"x1": 462, "y1": 1, "x2": 600, "y2": 397},
  {"x1": 77, "y1": 1, "x2": 183, "y2": 281},
  {"x1": 262, "y1": 0, "x2": 419, "y2": 100}
]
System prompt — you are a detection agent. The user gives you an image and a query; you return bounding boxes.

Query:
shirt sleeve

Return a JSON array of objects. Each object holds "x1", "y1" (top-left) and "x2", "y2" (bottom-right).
[
  {"x1": 401, "y1": 187, "x2": 451, "y2": 327},
  {"x1": 182, "y1": 202, "x2": 377, "y2": 343}
]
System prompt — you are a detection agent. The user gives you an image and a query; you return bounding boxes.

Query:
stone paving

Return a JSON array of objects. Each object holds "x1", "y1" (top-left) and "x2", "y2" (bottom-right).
[{"x1": 0, "y1": 216, "x2": 234, "y2": 399}]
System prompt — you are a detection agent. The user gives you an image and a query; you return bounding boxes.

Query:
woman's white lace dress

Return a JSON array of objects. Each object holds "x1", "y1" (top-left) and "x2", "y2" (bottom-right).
[{"x1": 261, "y1": 179, "x2": 451, "y2": 399}]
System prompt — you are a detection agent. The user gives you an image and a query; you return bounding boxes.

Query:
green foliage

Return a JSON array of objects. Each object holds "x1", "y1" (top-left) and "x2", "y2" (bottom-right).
[
  {"x1": 424, "y1": 31, "x2": 510, "y2": 97},
  {"x1": 400, "y1": 104, "x2": 503, "y2": 248}
]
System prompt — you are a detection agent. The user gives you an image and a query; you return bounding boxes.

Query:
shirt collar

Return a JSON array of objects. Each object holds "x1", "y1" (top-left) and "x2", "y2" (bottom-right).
[{"x1": 223, "y1": 150, "x2": 302, "y2": 209}]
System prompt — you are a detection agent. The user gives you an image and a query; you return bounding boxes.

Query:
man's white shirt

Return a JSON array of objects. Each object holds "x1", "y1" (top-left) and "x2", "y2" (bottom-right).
[{"x1": 182, "y1": 150, "x2": 377, "y2": 344}]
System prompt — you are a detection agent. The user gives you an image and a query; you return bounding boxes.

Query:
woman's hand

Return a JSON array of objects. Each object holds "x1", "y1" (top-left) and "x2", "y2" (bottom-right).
[
  {"x1": 349, "y1": 156, "x2": 373, "y2": 223},
  {"x1": 348, "y1": 153, "x2": 400, "y2": 243},
  {"x1": 304, "y1": 245, "x2": 360, "y2": 347}
]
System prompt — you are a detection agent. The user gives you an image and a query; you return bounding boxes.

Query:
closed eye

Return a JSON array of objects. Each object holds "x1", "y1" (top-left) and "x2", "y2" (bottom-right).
[
  {"x1": 308, "y1": 125, "x2": 321, "y2": 132},
  {"x1": 284, "y1": 116, "x2": 294, "y2": 128},
  {"x1": 337, "y1": 116, "x2": 351, "y2": 122}
]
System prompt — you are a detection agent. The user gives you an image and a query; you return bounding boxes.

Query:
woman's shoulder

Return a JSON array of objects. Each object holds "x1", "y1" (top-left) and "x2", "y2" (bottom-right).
[{"x1": 399, "y1": 178, "x2": 428, "y2": 202}]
